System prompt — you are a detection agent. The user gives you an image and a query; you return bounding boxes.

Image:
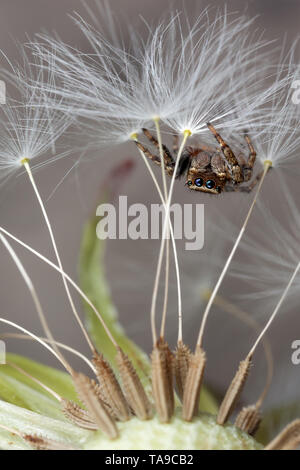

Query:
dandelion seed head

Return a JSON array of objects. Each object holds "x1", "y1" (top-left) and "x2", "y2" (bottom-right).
[
  {"x1": 30, "y1": 5, "x2": 286, "y2": 146},
  {"x1": 226, "y1": 42, "x2": 300, "y2": 169},
  {"x1": 0, "y1": 48, "x2": 72, "y2": 182}
]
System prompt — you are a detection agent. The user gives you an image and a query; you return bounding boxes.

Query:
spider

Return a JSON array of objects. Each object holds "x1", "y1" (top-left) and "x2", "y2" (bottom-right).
[{"x1": 135, "y1": 123, "x2": 260, "y2": 194}]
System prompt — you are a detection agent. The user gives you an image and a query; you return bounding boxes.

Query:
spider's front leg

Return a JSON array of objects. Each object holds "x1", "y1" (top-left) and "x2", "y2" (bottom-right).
[
  {"x1": 207, "y1": 122, "x2": 244, "y2": 184},
  {"x1": 134, "y1": 128, "x2": 175, "y2": 176}
]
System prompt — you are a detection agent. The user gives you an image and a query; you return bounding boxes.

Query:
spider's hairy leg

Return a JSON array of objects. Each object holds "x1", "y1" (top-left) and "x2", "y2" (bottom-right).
[
  {"x1": 243, "y1": 133, "x2": 257, "y2": 181},
  {"x1": 134, "y1": 140, "x2": 162, "y2": 168},
  {"x1": 142, "y1": 128, "x2": 175, "y2": 175},
  {"x1": 134, "y1": 138, "x2": 175, "y2": 177},
  {"x1": 206, "y1": 122, "x2": 244, "y2": 184}
]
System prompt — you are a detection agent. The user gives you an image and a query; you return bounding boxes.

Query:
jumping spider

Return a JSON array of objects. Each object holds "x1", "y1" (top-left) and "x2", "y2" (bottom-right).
[{"x1": 135, "y1": 123, "x2": 260, "y2": 194}]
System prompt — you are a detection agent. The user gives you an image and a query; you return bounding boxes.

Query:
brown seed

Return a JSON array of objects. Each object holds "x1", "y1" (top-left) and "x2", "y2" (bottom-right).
[
  {"x1": 217, "y1": 356, "x2": 252, "y2": 425},
  {"x1": 93, "y1": 353, "x2": 131, "y2": 421},
  {"x1": 174, "y1": 340, "x2": 192, "y2": 401},
  {"x1": 151, "y1": 338, "x2": 175, "y2": 423},
  {"x1": 116, "y1": 347, "x2": 152, "y2": 420},
  {"x1": 235, "y1": 404, "x2": 261, "y2": 436},
  {"x1": 265, "y1": 419, "x2": 300, "y2": 450},
  {"x1": 61, "y1": 399, "x2": 98, "y2": 430},
  {"x1": 23, "y1": 434, "x2": 77, "y2": 450},
  {"x1": 182, "y1": 345, "x2": 206, "y2": 422},
  {"x1": 72, "y1": 371, "x2": 118, "y2": 439}
]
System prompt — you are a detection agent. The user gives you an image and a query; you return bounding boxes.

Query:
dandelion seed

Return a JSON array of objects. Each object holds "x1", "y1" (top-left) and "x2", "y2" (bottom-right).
[
  {"x1": 61, "y1": 400, "x2": 98, "y2": 431},
  {"x1": 235, "y1": 405, "x2": 262, "y2": 436},
  {"x1": 265, "y1": 420, "x2": 300, "y2": 450},
  {"x1": 217, "y1": 257, "x2": 300, "y2": 425},
  {"x1": 0, "y1": 51, "x2": 98, "y2": 356},
  {"x1": 0, "y1": 49, "x2": 71, "y2": 182},
  {"x1": 151, "y1": 338, "x2": 174, "y2": 423},
  {"x1": 92, "y1": 353, "x2": 131, "y2": 422},
  {"x1": 116, "y1": 347, "x2": 152, "y2": 421},
  {"x1": 174, "y1": 341, "x2": 192, "y2": 402},
  {"x1": 217, "y1": 357, "x2": 252, "y2": 426},
  {"x1": 6, "y1": 360, "x2": 98, "y2": 430},
  {"x1": 71, "y1": 372, "x2": 118, "y2": 439},
  {"x1": 182, "y1": 346, "x2": 206, "y2": 422}
]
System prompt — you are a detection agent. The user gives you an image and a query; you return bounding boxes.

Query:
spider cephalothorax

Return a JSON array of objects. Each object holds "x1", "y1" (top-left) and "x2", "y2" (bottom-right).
[{"x1": 135, "y1": 123, "x2": 260, "y2": 194}]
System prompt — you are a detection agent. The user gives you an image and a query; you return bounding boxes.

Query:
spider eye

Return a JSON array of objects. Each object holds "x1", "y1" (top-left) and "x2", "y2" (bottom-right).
[
  {"x1": 194, "y1": 178, "x2": 203, "y2": 187},
  {"x1": 206, "y1": 180, "x2": 215, "y2": 189},
  {"x1": 216, "y1": 186, "x2": 221, "y2": 193},
  {"x1": 187, "y1": 180, "x2": 193, "y2": 186}
]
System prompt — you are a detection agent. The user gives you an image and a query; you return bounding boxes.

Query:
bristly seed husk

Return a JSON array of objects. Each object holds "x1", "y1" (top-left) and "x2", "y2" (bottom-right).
[
  {"x1": 217, "y1": 355, "x2": 252, "y2": 425},
  {"x1": 174, "y1": 340, "x2": 192, "y2": 401},
  {"x1": 151, "y1": 338, "x2": 175, "y2": 423},
  {"x1": 116, "y1": 347, "x2": 152, "y2": 420},
  {"x1": 61, "y1": 399, "x2": 98, "y2": 430},
  {"x1": 182, "y1": 345, "x2": 206, "y2": 422},
  {"x1": 93, "y1": 352, "x2": 131, "y2": 421},
  {"x1": 265, "y1": 420, "x2": 300, "y2": 450},
  {"x1": 72, "y1": 371, "x2": 118, "y2": 439},
  {"x1": 235, "y1": 404, "x2": 261, "y2": 436}
]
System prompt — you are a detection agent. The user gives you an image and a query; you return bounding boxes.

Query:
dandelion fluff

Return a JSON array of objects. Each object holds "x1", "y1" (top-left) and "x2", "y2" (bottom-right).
[
  {"x1": 0, "y1": 49, "x2": 72, "y2": 183},
  {"x1": 31, "y1": 6, "x2": 281, "y2": 142}
]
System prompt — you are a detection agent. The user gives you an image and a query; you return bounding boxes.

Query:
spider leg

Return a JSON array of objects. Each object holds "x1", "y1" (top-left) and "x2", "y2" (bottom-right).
[
  {"x1": 142, "y1": 128, "x2": 175, "y2": 173},
  {"x1": 134, "y1": 139, "x2": 175, "y2": 176},
  {"x1": 206, "y1": 122, "x2": 244, "y2": 184},
  {"x1": 242, "y1": 133, "x2": 257, "y2": 182}
]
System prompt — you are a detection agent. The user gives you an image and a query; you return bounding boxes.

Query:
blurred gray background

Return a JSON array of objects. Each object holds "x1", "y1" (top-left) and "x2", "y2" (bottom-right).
[{"x1": 0, "y1": 0, "x2": 300, "y2": 436}]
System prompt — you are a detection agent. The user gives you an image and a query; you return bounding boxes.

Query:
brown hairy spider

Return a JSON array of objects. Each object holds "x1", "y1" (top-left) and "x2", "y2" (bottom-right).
[{"x1": 135, "y1": 123, "x2": 260, "y2": 194}]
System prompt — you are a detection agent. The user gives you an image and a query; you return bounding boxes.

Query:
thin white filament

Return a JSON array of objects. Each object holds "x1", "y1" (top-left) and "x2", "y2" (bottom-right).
[
  {"x1": 0, "y1": 233, "x2": 66, "y2": 367},
  {"x1": 0, "y1": 318, "x2": 71, "y2": 373},
  {"x1": 1, "y1": 332, "x2": 97, "y2": 374},
  {"x1": 150, "y1": 131, "x2": 189, "y2": 344},
  {"x1": 6, "y1": 361, "x2": 62, "y2": 402},
  {"x1": 0, "y1": 225, "x2": 118, "y2": 347},
  {"x1": 248, "y1": 259, "x2": 300, "y2": 358},
  {"x1": 134, "y1": 142, "x2": 183, "y2": 342},
  {"x1": 197, "y1": 162, "x2": 271, "y2": 348},
  {"x1": 153, "y1": 119, "x2": 171, "y2": 340},
  {"x1": 23, "y1": 160, "x2": 95, "y2": 352}
]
